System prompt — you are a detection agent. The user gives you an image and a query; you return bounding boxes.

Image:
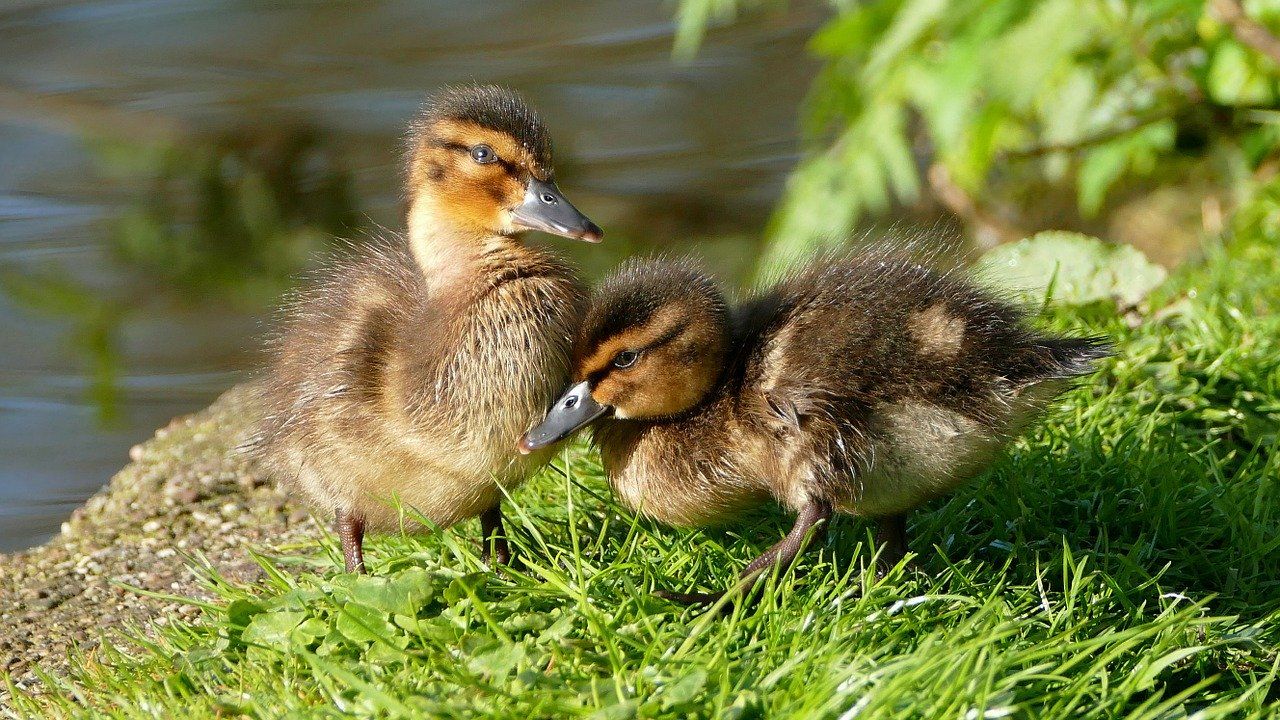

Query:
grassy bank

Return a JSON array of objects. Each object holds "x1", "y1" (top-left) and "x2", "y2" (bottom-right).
[{"x1": 7, "y1": 234, "x2": 1279, "y2": 719}]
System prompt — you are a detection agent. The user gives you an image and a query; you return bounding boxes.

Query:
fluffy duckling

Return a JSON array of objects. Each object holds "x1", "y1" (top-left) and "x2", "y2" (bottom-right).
[
  {"x1": 249, "y1": 85, "x2": 602, "y2": 573},
  {"x1": 520, "y1": 253, "x2": 1109, "y2": 603}
]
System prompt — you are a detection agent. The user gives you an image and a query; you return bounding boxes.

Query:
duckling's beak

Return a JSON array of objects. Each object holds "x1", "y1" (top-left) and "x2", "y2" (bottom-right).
[
  {"x1": 510, "y1": 178, "x2": 603, "y2": 243},
  {"x1": 518, "y1": 381, "x2": 610, "y2": 454}
]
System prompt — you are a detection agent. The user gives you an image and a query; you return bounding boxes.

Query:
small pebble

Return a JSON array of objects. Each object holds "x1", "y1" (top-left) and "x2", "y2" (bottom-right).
[{"x1": 190, "y1": 511, "x2": 219, "y2": 527}]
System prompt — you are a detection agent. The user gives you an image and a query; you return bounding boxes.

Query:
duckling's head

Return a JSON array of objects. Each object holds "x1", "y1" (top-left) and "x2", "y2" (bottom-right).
[
  {"x1": 519, "y1": 259, "x2": 729, "y2": 452},
  {"x1": 406, "y1": 84, "x2": 602, "y2": 244}
]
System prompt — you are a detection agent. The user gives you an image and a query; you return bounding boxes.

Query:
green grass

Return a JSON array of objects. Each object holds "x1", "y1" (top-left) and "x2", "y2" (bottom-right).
[{"x1": 9, "y1": 235, "x2": 1280, "y2": 719}]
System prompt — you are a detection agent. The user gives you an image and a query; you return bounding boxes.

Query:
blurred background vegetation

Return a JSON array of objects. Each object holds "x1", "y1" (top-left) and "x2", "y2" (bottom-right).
[
  {"x1": 679, "y1": 0, "x2": 1280, "y2": 269},
  {"x1": 1, "y1": 0, "x2": 1278, "y2": 550}
]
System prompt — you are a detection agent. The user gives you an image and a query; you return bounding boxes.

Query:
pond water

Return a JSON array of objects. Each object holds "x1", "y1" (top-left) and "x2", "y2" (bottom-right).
[{"x1": 0, "y1": 1, "x2": 820, "y2": 550}]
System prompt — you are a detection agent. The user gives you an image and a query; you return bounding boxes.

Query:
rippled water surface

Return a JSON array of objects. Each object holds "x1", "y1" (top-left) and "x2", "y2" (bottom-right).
[{"x1": 0, "y1": 1, "x2": 819, "y2": 550}]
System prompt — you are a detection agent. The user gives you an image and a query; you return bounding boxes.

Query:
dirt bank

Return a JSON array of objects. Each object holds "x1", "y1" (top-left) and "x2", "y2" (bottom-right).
[{"x1": 0, "y1": 384, "x2": 319, "y2": 695}]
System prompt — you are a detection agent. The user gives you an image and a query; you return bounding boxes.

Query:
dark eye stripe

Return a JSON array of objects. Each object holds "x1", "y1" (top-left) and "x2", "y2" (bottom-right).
[
  {"x1": 433, "y1": 140, "x2": 522, "y2": 178},
  {"x1": 585, "y1": 323, "x2": 684, "y2": 384},
  {"x1": 494, "y1": 157, "x2": 519, "y2": 176},
  {"x1": 645, "y1": 324, "x2": 684, "y2": 352}
]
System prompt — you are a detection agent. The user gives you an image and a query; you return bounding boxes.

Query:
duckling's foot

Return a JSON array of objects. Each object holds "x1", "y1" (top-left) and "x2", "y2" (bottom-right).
[
  {"x1": 480, "y1": 504, "x2": 512, "y2": 567},
  {"x1": 482, "y1": 541, "x2": 511, "y2": 567},
  {"x1": 336, "y1": 510, "x2": 367, "y2": 574},
  {"x1": 873, "y1": 514, "x2": 913, "y2": 578},
  {"x1": 656, "y1": 500, "x2": 835, "y2": 612}
]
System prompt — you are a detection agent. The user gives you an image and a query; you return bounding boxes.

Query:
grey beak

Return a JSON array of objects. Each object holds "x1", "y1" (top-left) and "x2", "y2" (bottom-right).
[
  {"x1": 509, "y1": 177, "x2": 603, "y2": 243},
  {"x1": 518, "y1": 381, "x2": 610, "y2": 454}
]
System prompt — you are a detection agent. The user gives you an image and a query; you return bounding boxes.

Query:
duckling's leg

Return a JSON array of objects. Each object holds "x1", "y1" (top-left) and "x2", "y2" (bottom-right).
[
  {"x1": 336, "y1": 509, "x2": 366, "y2": 574},
  {"x1": 874, "y1": 514, "x2": 910, "y2": 575},
  {"x1": 479, "y1": 504, "x2": 511, "y2": 566},
  {"x1": 657, "y1": 499, "x2": 833, "y2": 607}
]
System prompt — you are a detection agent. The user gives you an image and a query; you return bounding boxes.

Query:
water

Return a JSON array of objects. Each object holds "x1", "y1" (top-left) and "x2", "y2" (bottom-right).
[{"x1": 0, "y1": 1, "x2": 820, "y2": 550}]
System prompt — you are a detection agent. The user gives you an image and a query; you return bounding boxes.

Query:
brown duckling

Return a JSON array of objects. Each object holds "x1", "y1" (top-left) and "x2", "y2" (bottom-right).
[
  {"x1": 248, "y1": 85, "x2": 602, "y2": 573},
  {"x1": 519, "y1": 253, "x2": 1109, "y2": 604}
]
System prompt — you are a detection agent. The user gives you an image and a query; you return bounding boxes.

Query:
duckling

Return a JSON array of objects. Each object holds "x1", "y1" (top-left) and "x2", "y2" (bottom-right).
[
  {"x1": 519, "y1": 253, "x2": 1109, "y2": 603},
  {"x1": 249, "y1": 85, "x2": 602, "y2": 573}
]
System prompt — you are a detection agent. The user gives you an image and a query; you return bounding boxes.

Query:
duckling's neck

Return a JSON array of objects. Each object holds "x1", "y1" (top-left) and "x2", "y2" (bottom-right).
[{"x1": 407, "y1": 198, "x2": 512, "y2": 284}]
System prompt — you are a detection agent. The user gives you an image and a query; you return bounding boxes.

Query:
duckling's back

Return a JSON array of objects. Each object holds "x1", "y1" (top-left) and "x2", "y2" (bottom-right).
[
  {"x1": 736, "y1": 252, "x2": 1108, "y2": 516},
  {"x1": 251, "y1": 235, "x2": 583, "y2": 530}
]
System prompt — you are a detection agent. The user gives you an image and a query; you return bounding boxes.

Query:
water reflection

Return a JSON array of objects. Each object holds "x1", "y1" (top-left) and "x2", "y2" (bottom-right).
[{"x1": 0, "y1": 0, "x2": 820, "y2": 550}]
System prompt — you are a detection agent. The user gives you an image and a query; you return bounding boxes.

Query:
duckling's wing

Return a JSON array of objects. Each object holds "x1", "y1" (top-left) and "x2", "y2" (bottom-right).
[{"x1": 251, "y1": 237, "x2": 429, "y2": 450}]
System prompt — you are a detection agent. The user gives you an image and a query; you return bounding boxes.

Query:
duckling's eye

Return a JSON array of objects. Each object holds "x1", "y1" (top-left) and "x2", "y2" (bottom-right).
[
  {"x1": 612, "y1": 350, "x2": 639, "y2": 369},
  {"x1": 470, "y1": 144, "x2": 497, "y2": 164}
]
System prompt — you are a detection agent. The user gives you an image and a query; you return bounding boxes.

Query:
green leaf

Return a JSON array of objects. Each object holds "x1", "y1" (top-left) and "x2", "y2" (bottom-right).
[
  {"x1": 334, "y1": 601, "x2": 398, "y2": 645},
  {"x1": 1208, "y1": 41, "x2": 1276, "y2": 106},
  {"x1": 1076, "y1": 121, "x2": 1176, "y2": 217},
  {"x1": 272, "y1": 587, "x2": 326, "y2": 610},
  {"x1": 864, "y1": 0, "x2": 947, "y2": 80},
  {"x1": 225, "y1": 599, "x2": 265, "y2": 627},
  {"x1": 977, "y1": 231, "x2": 1167, "y2": 307},
  {"x1": 672, "y1": 0, "x2": 782, "y2": 61},
  {"x1": 538, "y1": 614, "x2": 574, "y2": 643},
  {"x1": 1076, "y1": 142, "x2": 1130, "y2": 217},
  {"x1": 241, "y1": 610, "x2": 307, "y2": 650},
  {"x1": 466, "y1": 641, "x2": 529, "y2": 677},
  {"x1": 1133, "y1": 646, "x2": 1206, "y2": 689},
  {"x1": 348, "y1": 568, "x2": 436, "y2": 617},
  {"x1": 443, "y1": 572, "x2": 489, "y2": 605},
  {"x1": 294, "y1": 617, "x2": 329, "y2": 643},
  {"x1": 588, "y1": 698, "x2": 640, "y2": 720},
  {"x1": 987, "y1": 0, "x2": 1091, "y2": 110},
  {"x1": 661, "y1": 668, "x2": 709, "y2": 709}
]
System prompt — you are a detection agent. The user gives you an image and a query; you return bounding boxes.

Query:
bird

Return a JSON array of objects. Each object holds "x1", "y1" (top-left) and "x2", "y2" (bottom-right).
[
  {"x1": 519, "y1": 251, "x2": 1110, "y2": 605},
  {"x1": 247, "y1": 84, "x2": 603, "y2": 574}
]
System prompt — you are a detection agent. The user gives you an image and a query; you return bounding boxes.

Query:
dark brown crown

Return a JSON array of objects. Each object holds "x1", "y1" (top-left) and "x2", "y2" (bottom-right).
[
  {"x1": 412, "y1": 85, "x2": 553, "y2": 170},
  {"x1": 580, "y1": 257, "x2": 728, "y2": 351}
]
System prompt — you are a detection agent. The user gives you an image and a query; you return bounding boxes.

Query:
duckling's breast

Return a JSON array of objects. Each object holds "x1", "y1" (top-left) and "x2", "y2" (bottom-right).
[
  {"x1": 411, "y1": 273, "x2": 582, "y2": 446},
  {"x1": 257, "y1": 240, "x2": 585, "y2": 531},
  {"x1": 391, "y1": 261, "x2": 583, "y2": 471},
  {"x1": 595, "y1": 402, "x2": 774, "y2": 528}
]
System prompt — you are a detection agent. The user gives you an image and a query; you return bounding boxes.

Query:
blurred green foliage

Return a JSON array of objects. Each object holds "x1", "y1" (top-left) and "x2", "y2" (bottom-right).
[
  {"x1": 1, "y1": 126, "x2": 361, "y2": 423},
  {"x1": 977, "y1": 230, "x2": 1168, "y2": 307},
  {"x1": 0, "y1": 268, "x2": 125, "y2": 422},
  {"x1": 678, "y1": 0, "x2": 1280, "y2": 266},
  {"x1": 95, "y1": 126, "x2": 361, "y2": 306}
]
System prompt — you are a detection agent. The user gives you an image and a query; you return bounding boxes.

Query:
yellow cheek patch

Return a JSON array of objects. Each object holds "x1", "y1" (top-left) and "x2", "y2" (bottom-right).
[
  {"x1": 591, "y1": 349, "x2": 710, "y2": 419},
  {"x1": 910, "y1": 303, "x2": 966, "y2": 360},
  {"x1": 435, "y1": 184, "x2": 501, "y2": 230},
  {"x1": 629, "y1": 374, "x2": 695, "y2": 417},
  {"x1": 592, "y1": 375, "x2": 629, "y2": 408},
  {"x1": 412, "y1": 141, "x2": 525, "y2": 232}
]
